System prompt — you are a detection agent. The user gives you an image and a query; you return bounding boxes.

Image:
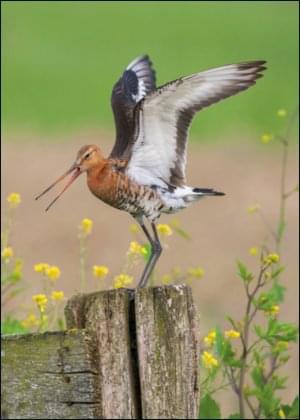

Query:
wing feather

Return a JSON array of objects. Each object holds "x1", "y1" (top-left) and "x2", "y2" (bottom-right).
[
  {"x1": 110, "y1": 55, "x2": 156, "y2": 158},
  {"x1": 126, "y1": 60, "x2": 266, "y2": 187}
]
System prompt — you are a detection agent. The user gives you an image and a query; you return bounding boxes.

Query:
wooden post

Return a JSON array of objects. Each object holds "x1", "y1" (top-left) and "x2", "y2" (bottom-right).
[
  {"x1": 135, "y1": 285, "x2": 200, "y2": 419},
  {"x1": 1, "y1": 286, "x2": 200, "y2": 419}
]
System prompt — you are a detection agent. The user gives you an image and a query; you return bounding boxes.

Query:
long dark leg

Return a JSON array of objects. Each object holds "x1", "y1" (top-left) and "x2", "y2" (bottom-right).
[{"x1": 137, "y1": 222, "x2": 162, "y2": 288}]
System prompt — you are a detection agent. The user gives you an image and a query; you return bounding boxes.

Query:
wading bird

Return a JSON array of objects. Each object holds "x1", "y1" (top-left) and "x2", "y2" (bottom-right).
[{"x1": 36, "y1": 55, "x2": 266, "y2": 287}]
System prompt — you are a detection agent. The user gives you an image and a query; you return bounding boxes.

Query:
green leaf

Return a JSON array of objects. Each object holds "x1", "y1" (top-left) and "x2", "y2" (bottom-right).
[
  {"x1": 254, "y1": 324, "x2": 265, "y2": 339},
  {"x1": 214, "y1": 326, "x2": 237, "y2": 366},
  {"x1": 215, "y1": 326, "x2": 224, "y2": 357},
  {"x1": 271, "y1": 266, "x2": 285, "y2": 279},
  {"x1": 227, "y1": 358, "x2": 242, "y2": 368},
  {"x1": 251, "y1": 366, "x2": 265, "y2": 390},
  {"x1": 57, "y1": 317, "x2": 65, "y2": 331},
  {"x1": 256, "y1": 318, "x2": 299, "y2": 345},
  {"x1": 227, "y1": 414, "x2": 242, "y2": 419},
  {"x1": 226, "y1": 316, "x2": 238, "y2": 331},
  {"x1": 142, "y1": 243, "x2": 152, "y2": 262},
  {"x1": 256, "y1": 281, "x2": 286, "y2": 311},
  {"x1": 1, "y1": 316, "x2": 28, "y2": 334},
  {"x1": 172, "y1": 225, "x2": 191, "y2": 240},
  {"x1": 289, "y1": 396, "x2": 299, "y2": 418},
  {"x1": 199, "y1": 394, "x2": 221, "y2": 419},
  {"x1": 270, "y1": 281, "x2": 286, "y2": 303},
  {"x1": 237, "y1": 260, "x2": 253, "y2": 282}
]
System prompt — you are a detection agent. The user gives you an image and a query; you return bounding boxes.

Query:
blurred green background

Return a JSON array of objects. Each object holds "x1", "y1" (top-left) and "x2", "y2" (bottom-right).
[{"x1": 2, "y1": 1, "x2": 299, "y2": 141}]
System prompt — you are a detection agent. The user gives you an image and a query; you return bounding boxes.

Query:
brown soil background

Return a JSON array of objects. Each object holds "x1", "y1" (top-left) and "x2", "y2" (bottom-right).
[{"x1": 2, "y1": 133, "x2": 299, "y2": 414}]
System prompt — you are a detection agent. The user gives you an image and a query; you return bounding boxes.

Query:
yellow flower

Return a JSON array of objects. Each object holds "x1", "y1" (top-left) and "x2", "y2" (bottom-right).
[
  {"x1": 51, "y1": 290, "x2": 65, "y2": 301},
  {"x1": 114, "y1": 279, "x2": 123, "y2": 289},
  {"x1": 204, "y1": 330, "x2": 216, "y2": 346},
  {"x1": 1, "y1": 247, "x2": 14, "y2": 262},
  {"x1": 188, "y1": 267, "x2": 205, "y2": 279},
  {"x1": 113, "y1": 274, "x2": 133, "y2": 289},
  {"x1": 161, "y1": 274, "x2": 172, "y2": 285},
  {"x1": 247, "y1": 204, "x2": 260, "y2": 214},
  {"x1": 7, "y1": 192, "x2": 21, "y2": 208},
  {"x1": 93, "y1": 265, "x2": 109, "y2": 278},
  {"x1": 45, "y1": 266, "x2": 61, "y2": 281},
  {"x1": 249, "y1": 247, "x2": 258, "y2": 256},
  {"x1": 80, "y1": 218, "x2": 93, "y2": 235},
  {"x1": 202, "y1": 351, "x2": 219, "y2": 369},
  {"x1": 263, "y1": 253, "x2": 280, "y2": 265},
  {"x1": 279, "y1": 408, "x2": 286, "y2": 419},
  {"x1": 129, "y1": 224, "x2": 139, "y2": 234},
  {"x1": 157, "y1": 224, "x2": 173, "y2": 236},
  {"x1": 277, "y1": 109, "x2": 287, "y2": 118},
  {"x1": 21, "y1": 313, "x2": 40, "y2": 328},
  {"x1": 128, "y1": 241, "x2": 147, "y2": 256},
  {"x1": 274, "y1": 341, "x2": 289, "y2": 353},
  {"x1": 32, "y1": 294, "x2": 48, "y2": 313},
  {"x1": 261, "y1": 133, "x2": 273, "y2": 144},
  {"x1": 266, "y1": 305, "x2": 280, "y2": 316},
  {"x1": 225, "y1": 329, "x2": 241, "y2": 339},
  {"x1": 34, "y1": 263, "x2": 50, "y2": 274},
  {"x1": 264, "y1": 305, "x2": 280, "y2": 316}
]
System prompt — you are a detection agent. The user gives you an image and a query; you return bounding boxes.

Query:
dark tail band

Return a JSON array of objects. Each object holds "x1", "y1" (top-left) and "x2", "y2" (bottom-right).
[{"x1": 193, "y1": 187, "x2": 225, "y2": 196}]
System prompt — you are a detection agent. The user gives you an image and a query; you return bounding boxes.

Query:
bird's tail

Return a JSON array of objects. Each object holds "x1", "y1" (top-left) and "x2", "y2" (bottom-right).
[
  {"x1": 192, "y1": 187, "x2": 225, "y2": 197},
  {"x1": 181, "y1": 187, "x2": 225, "y2": 203}
]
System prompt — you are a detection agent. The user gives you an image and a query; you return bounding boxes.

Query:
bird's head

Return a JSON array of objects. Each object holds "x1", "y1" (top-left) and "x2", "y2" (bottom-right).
[
  {"x1": 35, "y1": 144, "x2": 105, "y2": 211},
  {"x1": 75, "y1": 144, "x2": 105, "y2": 172}
]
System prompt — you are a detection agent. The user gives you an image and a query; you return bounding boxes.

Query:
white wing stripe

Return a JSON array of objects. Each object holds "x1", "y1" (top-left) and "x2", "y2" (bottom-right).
[{"x1": 127, "y1": 61, "x2": 266, "y2": 187}]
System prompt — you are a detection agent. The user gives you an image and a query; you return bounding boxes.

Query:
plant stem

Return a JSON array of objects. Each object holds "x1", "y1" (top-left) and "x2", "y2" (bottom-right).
[
  {"x1": 238, "y1": 265, "x2": 267, "y2": 418},
  {"x1": 276, "y1": 106, "x2": 299, "y2": 252},
  {"x1": 79, "y1": 234, "x2": 87, "y2": 292}
]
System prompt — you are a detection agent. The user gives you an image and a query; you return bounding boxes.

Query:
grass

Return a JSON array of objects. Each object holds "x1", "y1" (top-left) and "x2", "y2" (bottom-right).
[{"x1": 2, "y1": 1, "x2": 299, "y2": 141}]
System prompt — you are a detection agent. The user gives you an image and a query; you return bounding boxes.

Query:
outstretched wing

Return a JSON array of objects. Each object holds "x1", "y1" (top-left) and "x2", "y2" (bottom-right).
[
  {"x1": 126, "y1": 61, "x2": 266, "y2": 187},
  {"x1": 109, "y1": 55, "x2": 156, "y2": 158}
]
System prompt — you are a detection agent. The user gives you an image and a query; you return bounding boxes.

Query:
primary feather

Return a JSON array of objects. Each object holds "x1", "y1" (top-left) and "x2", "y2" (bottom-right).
[{"x1": 125, "y1": 60, "x2": 266, "y2": 188}]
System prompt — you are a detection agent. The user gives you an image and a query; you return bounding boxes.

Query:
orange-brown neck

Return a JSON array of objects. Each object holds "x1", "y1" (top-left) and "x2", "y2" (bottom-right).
[
  {"x1": 86, "y1": 159, "x2": 127, "y2": 206},
  {"x1": 86, "y1": 160, "x2": 113, "y2": 198}
]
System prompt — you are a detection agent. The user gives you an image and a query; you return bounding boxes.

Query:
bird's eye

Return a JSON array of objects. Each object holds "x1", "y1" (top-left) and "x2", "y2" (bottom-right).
[{"x1": 84, "y1": 153, "x2": 91, "y2": 160}]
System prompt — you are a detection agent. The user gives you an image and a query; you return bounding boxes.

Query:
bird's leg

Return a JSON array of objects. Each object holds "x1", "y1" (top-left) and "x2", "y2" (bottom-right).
[{"x1": 137, "y1": 222, "x2": 162, "y2": 288}]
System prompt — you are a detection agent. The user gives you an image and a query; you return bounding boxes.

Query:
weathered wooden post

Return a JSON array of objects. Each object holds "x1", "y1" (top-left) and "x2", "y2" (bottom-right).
[{"x1": 2, "y1": 285, "x2": 200, "y2": 419}]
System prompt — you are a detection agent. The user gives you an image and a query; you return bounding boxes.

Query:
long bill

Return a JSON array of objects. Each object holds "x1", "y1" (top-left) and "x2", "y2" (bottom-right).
[{"x1": 35, "y1": 163, "x2": 82, "y2": 211}]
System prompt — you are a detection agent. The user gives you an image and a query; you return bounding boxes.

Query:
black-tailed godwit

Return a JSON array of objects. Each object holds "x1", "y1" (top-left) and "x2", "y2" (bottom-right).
[{"x1": 36, "y1": 55, "x2": 266, "y2": 287}]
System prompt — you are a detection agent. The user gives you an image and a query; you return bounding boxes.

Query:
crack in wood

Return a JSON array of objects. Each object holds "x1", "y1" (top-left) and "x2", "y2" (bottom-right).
[
  {"x1": 62, "y1": 401, "x2": 101, "y2": 406},
  {"x1": 37, "y1": 370, "x2": 98, "y2": 375}
]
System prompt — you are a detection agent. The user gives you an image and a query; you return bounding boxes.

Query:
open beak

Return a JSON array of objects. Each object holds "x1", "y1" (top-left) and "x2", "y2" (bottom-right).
[{"x1": 35, "y1": 163, "x2": 82, "y2": 211}]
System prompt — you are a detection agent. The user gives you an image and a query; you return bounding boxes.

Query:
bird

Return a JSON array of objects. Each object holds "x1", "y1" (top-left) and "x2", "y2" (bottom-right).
[{"x1": 35, "y1": 55, "x2": 266, "y2": 288}]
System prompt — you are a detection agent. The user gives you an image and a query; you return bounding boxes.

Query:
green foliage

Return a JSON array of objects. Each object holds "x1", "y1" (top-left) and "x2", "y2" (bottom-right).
[
  {"x1": 142, "y1": 243, "x2": 152, "y2": 263},
  {"x1": 255, "y1": 281, "x2": 286, "y2": 311},
  {"x1": 199, "y1": 395, "x2": 221, "y2": 419},
  {"x1": 1, "y1": 104, "x2": 298, "y2": 418},
  {"x1": 255, "y1": 318, "x2": 298, "y2": 344},
  {"x1": 199, "y1": 110, "x2": 298, "y2": 419},
  {"x1": 1, "y1": 316, "x2": 28, "y2": 335},
  {"x1": 281, "y1": 396, "x2": 299, "y2": 419},
  {"x1": 237, "y1": 260, "x2": 254, "y2": 283},
  {"x1": 2, "y1": 2, "x2": 298, "y2": 139}
]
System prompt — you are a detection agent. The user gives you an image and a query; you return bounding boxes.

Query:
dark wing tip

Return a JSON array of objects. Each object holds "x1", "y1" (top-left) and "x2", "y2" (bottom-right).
[
  {"x1": 126, "y1": 54, "x2": 156, "y2": 92},
  {"x1": 238, "y1": 60, "x2": 267, "y2": 68},
  {"x1": 237, "y1": 60, "x2": 267, "y2": 76}
]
